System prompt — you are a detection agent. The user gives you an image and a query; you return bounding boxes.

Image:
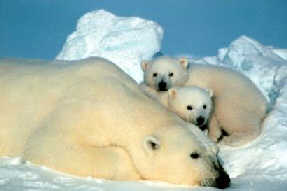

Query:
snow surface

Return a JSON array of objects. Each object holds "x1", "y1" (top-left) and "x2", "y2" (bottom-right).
[
  {"x1": 273, "y1": 49, "x2": 287, "y2": 61},
  {"x1": 56, "y1": 10, "x2": 163, "y2": 83},
  {"x1": 1, "y1": 10, "x2": 287, "y2": 191}
]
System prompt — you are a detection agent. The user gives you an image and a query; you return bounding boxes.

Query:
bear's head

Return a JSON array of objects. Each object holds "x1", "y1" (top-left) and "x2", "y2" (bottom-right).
[
  {"x1": 167, "y1": 86, "x2": 213, "y2": 131},
  {"x1": 141, "y1": 56, "x2": 189, "y2": 92},
  {"x1": 132, "y1": 126, "x2": 230, "y2": 188}
]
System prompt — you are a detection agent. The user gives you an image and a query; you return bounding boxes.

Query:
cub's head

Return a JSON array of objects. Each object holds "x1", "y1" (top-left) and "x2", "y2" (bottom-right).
[
  {"x1": 167, "y1": 86, "x2": 213, "y2": 131},
  {"x1": 137, "y1": 126, "x2": 230, "y2": 188},
  {"x1": 141, "y1": 56, "x2": 189, "y2": 91}
]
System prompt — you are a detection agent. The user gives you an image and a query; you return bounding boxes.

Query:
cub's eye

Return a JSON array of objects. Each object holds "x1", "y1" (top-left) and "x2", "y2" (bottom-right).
[
  {"x1": 203, "y1": 104, "x2": 207, "y2": 109},
  {"x1": 187, "y1": 105, "x2": 193, "y2": 110},
  {"x1": 153, "y1": 73, "x2": 158, "y2": 77},
  {"x1": 168, "y1": 72, "x2": 174, "y2": 77},
  {"x1": 190, "y1": 152, "x2": 200, "y2": 159}
]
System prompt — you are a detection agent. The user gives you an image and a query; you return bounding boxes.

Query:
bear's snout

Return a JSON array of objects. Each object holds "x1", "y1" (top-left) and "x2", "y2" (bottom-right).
[
  {"x1": 196, "y1": 116, "x2": 205, "y2": 126},
  {"x1": 158, "y1": 80, "x2": 168, "y2": 91},
  {"x1": 214, "y1": 161, "x2": 230, "y2": 189},
  {"x1": 215, "y1": 169, "x2": 230, "y2": 189}
]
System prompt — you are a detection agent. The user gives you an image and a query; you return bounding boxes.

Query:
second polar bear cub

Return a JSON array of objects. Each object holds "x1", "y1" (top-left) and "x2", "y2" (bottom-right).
[{"x1": 168, "y1": 86, "x2": 213, "y2": 131}]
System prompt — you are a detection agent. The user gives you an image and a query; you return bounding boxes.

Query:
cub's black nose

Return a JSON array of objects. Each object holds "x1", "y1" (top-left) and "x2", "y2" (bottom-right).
[
  {"x1": 196, "y1": 116, "x2": 205, "y2": 126},
  {"x1": 158, "y1": 81, "x2": 167, "y2": 91}
]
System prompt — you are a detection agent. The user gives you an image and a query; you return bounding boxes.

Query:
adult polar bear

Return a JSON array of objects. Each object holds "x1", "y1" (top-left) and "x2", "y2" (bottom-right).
[
  {"x1": 140, "y1": 56, "x2": 268, "y2": 146},
  {"x1": 0, "y1": 57, "x2": 229, "y2": 188}
]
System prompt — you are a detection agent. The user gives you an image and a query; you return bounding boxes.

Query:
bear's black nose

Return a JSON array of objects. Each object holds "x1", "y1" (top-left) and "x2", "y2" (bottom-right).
[
  {"x1": 215, "y1": 169, "x2": 230, "y2": 189},
  {"x1": 158, "y1": 81, "x2": 168, "y2": 91},
  {"x1": 196, "y1": 116, "x2": 205, "y2": 126},
  {"x1": 214, "y1": 162, "x2": 230, "y2": 189}
]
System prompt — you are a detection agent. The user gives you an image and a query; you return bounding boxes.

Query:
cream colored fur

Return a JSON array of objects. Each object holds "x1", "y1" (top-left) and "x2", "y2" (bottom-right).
[
  {"x1": 167, "y1": 86, "x2": 213, "y2": 129},
  {"x1": 0, "y1": 57, "x2": 224, "y2": 186},
  {"x1": 140, "y1": 56, "x2": 268, "y2": 146}
]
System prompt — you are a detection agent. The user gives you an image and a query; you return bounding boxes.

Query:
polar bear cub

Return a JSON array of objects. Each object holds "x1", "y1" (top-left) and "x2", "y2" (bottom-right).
[
  {"x1": 140, "y1": 86, "x2": 214, "y2": 132},
  {"x1": 140, "y1": 56, "x2": 268, "y2": 146},
  {"x1": 167, "y1": 86, "x2": 213, "y2": 131},
  {"x1": 141, "y1": 56, "x2": 189, "y2": 92}
]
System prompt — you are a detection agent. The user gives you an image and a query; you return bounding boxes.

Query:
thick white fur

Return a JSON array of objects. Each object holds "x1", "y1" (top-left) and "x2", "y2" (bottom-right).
[
  {"x1": 140, "y1": 56, "x2": 268, "y2": 146},
  {"x1": 0, "y1": 57, "x2": 223, "y2": 186},
  {"x1": 167, "y1": 86, "x2": 213, "y2": 129}
]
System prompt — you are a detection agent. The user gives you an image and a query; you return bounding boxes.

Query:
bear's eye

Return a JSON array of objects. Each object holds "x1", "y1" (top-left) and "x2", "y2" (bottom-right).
[
  {"x1": 187, "y1": 105, "x2": 193, "y2": 110},
  {"x1": 203, "y1": 104, "x2": 207, "y2": 109},
  {"x1": 190, "y1": 152, "x2": 200, "y2": 159},
  {"x1": 168, "y1": 72, "x2": 174, "y2": 77},
  {"x1": 153, "y1": 73, "x2": 158, "y2": 77}
]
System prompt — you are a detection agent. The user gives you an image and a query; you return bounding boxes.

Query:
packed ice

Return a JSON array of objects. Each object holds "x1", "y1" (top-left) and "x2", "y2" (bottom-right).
[
  {"x1": 56, "y1": 10, "x2": 163, "y2": 83},
  {"x1": 1, "y1": 10, "x2": 287, "y2": 191}
]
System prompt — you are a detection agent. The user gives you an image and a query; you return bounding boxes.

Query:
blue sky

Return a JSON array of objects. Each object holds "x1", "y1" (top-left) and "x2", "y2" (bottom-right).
[{"x1": 0, "y1": 0, "x2": 286, "y2": 59}]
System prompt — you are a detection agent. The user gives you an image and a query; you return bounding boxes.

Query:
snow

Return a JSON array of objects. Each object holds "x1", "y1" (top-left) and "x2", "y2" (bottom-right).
[
  {"x1": 273, "y1": 49, "x2": 287, "y2": 61},
  {"x1": 187, "y1": 36, "x2": 287, "y2": 185},
  {"x1": 1, "y1": 10, "x2": 287, "y2": 191},
  {"x1": 189, "y1": 35, "x2": 287, "y2": 106},
  {"x1": 56, "y1": 10, "x2": 163, "y2": 83}
]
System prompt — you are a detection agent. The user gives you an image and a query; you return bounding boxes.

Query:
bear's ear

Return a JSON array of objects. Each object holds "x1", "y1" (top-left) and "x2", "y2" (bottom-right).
[
  {"x1": 141, "y1": 60, "x2": 150, "y2": 71},
  {"x1": 179, "y1": 57, "x2": 189, "y2": 69},
  {"x1": 144, "y1": 135, "x2": 160, "y2": 153},
  {"x1": 206, "y1": 89, "x2": 214, "y2": 98},
  {"x1": 168, "y1": 88, "x2": 177, "y2": 99}
]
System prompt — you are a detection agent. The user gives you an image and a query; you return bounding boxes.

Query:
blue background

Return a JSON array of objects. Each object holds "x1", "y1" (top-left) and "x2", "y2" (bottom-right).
[{"x1": 0, "y1": 0, "x2": 286, "y2": 59}]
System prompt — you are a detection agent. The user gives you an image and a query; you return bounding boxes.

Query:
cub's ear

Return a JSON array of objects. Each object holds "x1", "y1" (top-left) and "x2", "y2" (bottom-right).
[
  {"x1": 168, "y1": 88, "x2": 177, "y2": 99},
  {"x1": 144, "y1": 135, "x2": 160, "y2": 154},
  {"x1": 179, "y1": 57, "x2": 189, "y2": 69},
  {"x1": 206, "y1": 88, "x2": 214, "y2": 97},
  {"x1": 141, "y1": 60, "x2": 151, "y2": 71}
]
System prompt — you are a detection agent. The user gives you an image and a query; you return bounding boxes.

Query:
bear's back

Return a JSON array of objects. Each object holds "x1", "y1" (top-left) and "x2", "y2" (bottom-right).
[
  {"x1": 187, "y1": 63, "x2": 267, "y2": 123},
  {"x1": 187, "y1": 64, "x2": 267, "y2": 107},
  {"x1": 0, "y1": 57, "x2": 175, "y2": 156},
  {"x1": 0, "y1": 57, "x2": 142, "y2": 156}
]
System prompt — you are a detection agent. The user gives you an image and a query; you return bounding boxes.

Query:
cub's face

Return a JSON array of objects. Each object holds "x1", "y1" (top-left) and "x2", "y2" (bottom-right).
[
  {"x1": 141, "y1": 56, "x2": 189, "y2": 91},
  {"x1": 141, "y1": 127, "x2": 230, "y2": 188},
  {"x1": 167, "y1": 87, "x2": 213, "y2": 131}
]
